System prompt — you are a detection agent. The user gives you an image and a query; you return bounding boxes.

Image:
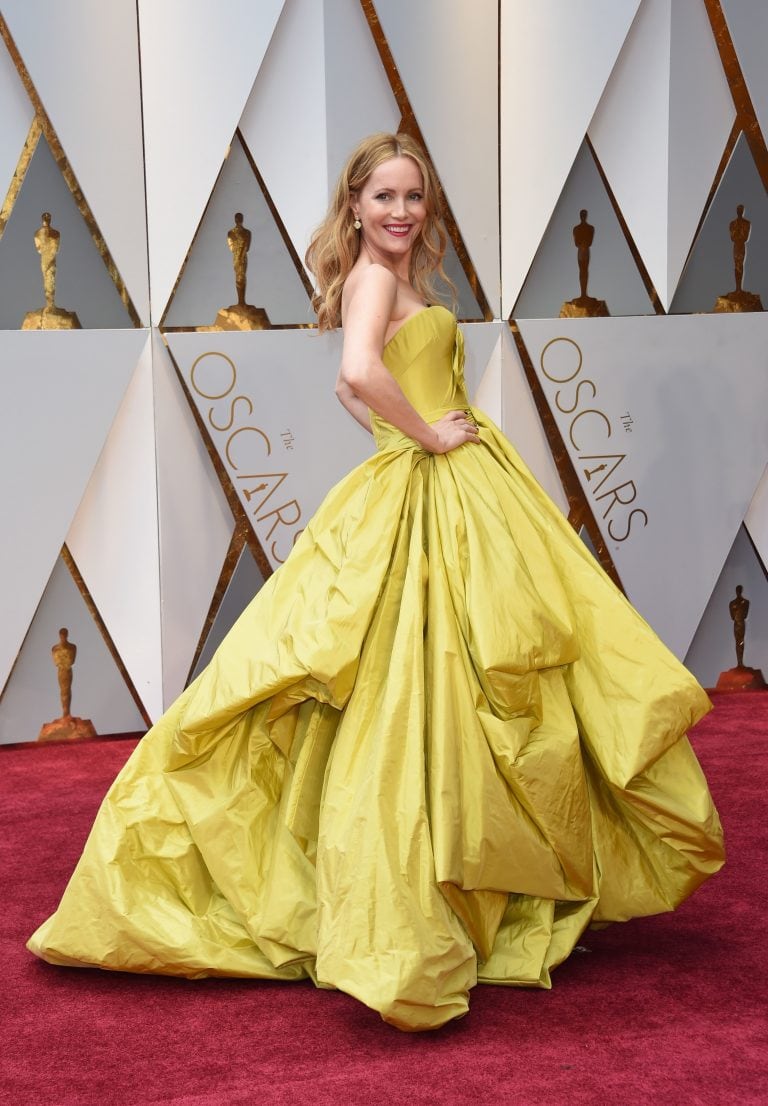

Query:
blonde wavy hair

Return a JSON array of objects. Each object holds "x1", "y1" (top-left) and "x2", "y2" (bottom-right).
[{"x1": 305, "y1": 132, "x2": 452, "y2": 331}]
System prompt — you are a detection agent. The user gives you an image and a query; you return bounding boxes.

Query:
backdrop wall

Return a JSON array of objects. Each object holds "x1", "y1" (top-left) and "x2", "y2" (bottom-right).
[{"x1": 1, "y1": 0, "x2": 767, "y2": 744}]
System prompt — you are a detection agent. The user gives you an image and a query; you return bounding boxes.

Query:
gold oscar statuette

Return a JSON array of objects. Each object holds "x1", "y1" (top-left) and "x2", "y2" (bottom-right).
[
  {"x1": 21, "y1": 212, "x2": 82, "y2": 330},
  {"x1": 210, "y1": 212, "x2": 271, "y2": 331},
  {"x1": 560, "y1": 209, "x2": 610, "y2": 319},
  {"x1": 715, "y1": 585, "x2": 766, "y2": 691},
  {"x1": 713, "y1": 205, "x2": 764, "y2": 313},
  {"x1": 37, "y1": 628, "x2": 98, "y2": 742}
]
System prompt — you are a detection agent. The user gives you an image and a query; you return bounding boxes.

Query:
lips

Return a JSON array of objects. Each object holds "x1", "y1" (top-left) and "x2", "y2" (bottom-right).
[{"x1": 384, "y1": 224, "x2": 411, "y2": 237}]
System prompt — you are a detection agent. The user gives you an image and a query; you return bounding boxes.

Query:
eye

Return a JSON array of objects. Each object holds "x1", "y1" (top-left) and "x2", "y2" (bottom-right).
[
  {"x1": 408, "y1": 192, "x2": 423, "y2": 201},
  {"x1": 374, "y1": 192, "x2": 391, "y2": 200}
]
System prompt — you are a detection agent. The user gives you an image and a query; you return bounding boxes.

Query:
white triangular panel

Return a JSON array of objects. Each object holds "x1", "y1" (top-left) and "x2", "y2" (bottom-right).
[
  {"x1": 745, "y1": 465, "x2": 768, "y2": 573},
  {"x1": 374, "y1": 0, "x2": 499, "y2": 314},
  {"x1": 166, "y1": 329, "x2": 374, "y2": 571},
  {"x1": 0, "y1": 34, "x2": 33, "y2": 202},
  {"x1": 500, "y1": 327, "x2": 568, "y2": 515},
  {"x1": 323, "y1": 0, "x2": 400, "y2": 189},
  {"x1": 588, "y1": 0, "x2": 670, "y2": 307},
  {"x1": 721, "y1": 0, "x2": 768, "y2": 157},
  {"x1": 0, "y1": 330, "x2": 147, "y2": 691},
  {"x1": 520, "y1": 314, "x2": 768, "y2": 658},
  {"x1": 462, "y1": 321, "x2": 504, "y2": 402},
  {"x1": 500, "y1": 0, "x2": 641, "y2": 316},
  {"x1": 239, "y1": 0, "x2": 327, "y2": 283},
  {"x1": 589, "y1": 0, "x2": 735, "y2": 310},
  {"x1": 139, "y1": 0, "x2": 285, "y2": 322},
  {"x1": 66, "y1": 335, "x2": 162, "y2": 723},
  {"x1": 2, "y1": 0, "x2": 150, "y2": 322},
  {"x1": 473, "y1": 335, "x2": 503, "y2": 425},
  {"x1": 152, "y1": 332, "x2": 235, "y2": 708}
]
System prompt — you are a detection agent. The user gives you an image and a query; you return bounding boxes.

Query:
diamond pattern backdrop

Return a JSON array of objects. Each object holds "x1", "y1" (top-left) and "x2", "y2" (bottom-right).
[{"x1": 1, "y1": 0, "x2": 766, "y2": 744}]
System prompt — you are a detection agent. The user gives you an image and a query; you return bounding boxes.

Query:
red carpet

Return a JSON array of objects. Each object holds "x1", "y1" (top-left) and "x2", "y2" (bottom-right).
[{"x1": 2, "y1": 694, "x2": 766, "y2": 1105}]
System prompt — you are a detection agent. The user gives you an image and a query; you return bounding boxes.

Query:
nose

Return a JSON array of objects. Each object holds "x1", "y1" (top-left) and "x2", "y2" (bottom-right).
[{"x1": 390, "y1": 195, "x2": 407, "y2": 219}]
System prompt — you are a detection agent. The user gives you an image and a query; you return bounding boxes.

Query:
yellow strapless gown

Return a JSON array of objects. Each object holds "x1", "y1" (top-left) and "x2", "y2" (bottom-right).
[{"x1": 28, "y1": 307, "x2": 724, "y2": 1031}]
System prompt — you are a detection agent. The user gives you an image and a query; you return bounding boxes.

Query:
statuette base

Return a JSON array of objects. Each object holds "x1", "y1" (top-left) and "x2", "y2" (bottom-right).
[
  {"x1": 37, "y1": 715, "x2": 98, "y2": 743},
  {"x1": 715, "y1": 665, "x2": 767, "y2": 692},
  {"x1": 22, "y1": 306, "x2": 82, "y2": 330},
  {"x1": 713, "y1": 290, "x2": 764, "y2": 313},
  {"x1": 211, "y1": 304, "x2": 271, "y2": 331},
  {"x1": 559, "y1": 296, "x2": 610, "y2": 319}
]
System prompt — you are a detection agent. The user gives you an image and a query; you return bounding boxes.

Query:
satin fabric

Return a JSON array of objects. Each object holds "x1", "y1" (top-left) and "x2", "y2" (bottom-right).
[{"x1": 28, "y1": 306, "x2": 724, "y2": 1031}]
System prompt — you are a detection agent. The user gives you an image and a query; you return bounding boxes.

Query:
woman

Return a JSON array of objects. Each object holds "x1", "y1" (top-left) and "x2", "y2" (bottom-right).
[{"x1": 28, "y1": 133, "x2": 724, "y2": 1032}]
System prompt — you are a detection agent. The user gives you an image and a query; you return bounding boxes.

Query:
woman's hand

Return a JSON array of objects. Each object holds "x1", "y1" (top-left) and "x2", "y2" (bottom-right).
[{"x1": 429, "y1": 410, "x2": 481, "y2": 454}]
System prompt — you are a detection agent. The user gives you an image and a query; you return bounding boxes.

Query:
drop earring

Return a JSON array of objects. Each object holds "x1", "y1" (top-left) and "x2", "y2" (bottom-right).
[{"x1": 353, "y1": 217, "x2": 362, "y2": 230}]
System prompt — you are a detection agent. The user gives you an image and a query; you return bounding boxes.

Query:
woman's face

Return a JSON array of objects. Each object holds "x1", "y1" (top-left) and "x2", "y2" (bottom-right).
[{"x1": 351, "y1": 156, "x2": 427, "y2": 266}]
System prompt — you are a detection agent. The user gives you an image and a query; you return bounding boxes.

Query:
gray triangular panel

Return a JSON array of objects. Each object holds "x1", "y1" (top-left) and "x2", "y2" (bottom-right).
[
  {"x1": 191, "y1": 546, "x2": 266, "y2": 681},
  {"x1": 513, "y1": 141, "x2": 654, "y2": 320},
  {"x1": 0, "y1": 553, "x2": 145, "y2": 744},
  {"x1": 164, "y1": 133, "x2": 313, "y2": 328},
  {"x1": 0, "y1": 133, "x2": 132, "y2": 329},
  {"x1": 670, "y1": 134, "x2": 768, "y2": 315},
  {"x1": 578, "y1": 524, "x2": 600, "y2": 563},
  {"x1": 685, "y1": 525, "x2": 768, "y2": 688}
]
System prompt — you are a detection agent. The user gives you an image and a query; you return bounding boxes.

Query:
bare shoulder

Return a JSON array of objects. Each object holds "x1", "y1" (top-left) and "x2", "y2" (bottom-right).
[
  {"x1": 340, "y1": 264, "x2": 398, "y2": 368},
  {"x1": 343, "y1": 263, "x2": 397, "y2": 319}
]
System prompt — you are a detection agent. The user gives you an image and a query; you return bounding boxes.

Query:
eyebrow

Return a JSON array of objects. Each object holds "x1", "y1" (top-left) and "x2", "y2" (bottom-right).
[{"x1": 369, "y1": 182, "x2": 423, "y2": 191}]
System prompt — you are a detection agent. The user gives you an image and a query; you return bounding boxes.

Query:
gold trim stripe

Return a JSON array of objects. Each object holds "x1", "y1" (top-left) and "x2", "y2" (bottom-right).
[
  {"x1": 509, "y1": 323, "x2": 624, "y2": 591},
  {"x1": 239, "y1": 128, "x2": 316, "y2": 301},
  {"x1": 585, "y1": 136, "x2": 665, "y2": 316},
  {"x1": 704, "y1": 0, "x2": 768, "y2": 193},
  {"x1": 360, "y1": 0, "x2": 493, "y2": 322}
]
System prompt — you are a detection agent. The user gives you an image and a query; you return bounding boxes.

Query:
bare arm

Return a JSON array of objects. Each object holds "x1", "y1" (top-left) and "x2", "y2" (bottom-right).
[
  {"x1": 335, "y1": 373, "x2": 373, "y2": 433},
  {"x1": 338, "y1": 266, "x2": 478, "y2": 454}
]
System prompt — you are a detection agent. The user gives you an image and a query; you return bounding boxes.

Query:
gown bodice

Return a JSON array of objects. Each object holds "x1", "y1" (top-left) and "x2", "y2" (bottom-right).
[{"x1": 371, "y1": 305, "x2": 470, "y2": 451}]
